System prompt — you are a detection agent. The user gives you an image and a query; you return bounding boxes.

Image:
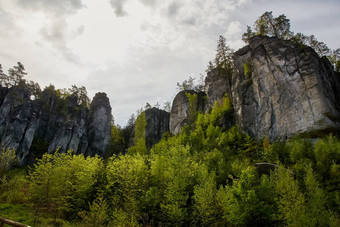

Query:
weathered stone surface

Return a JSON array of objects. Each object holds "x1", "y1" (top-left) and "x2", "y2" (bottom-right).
[
  {"x1": 231, "y1": 36, "x2": 340, "y2": 140},
  {"x1": 47, "y1": 95, "x2": 88, "y2": 154},
  {"x1": 0, "y1": 84, "x2": 113, "y2": 164},
  {"x1": 205, "y1": 68, "x2": 232, "y2": 111},
  {"x1": 87, "y1": 92, "x2": 112, "y2": 157},
  {"x1": 144, "y1": 107, "x2": 170, "y2": 149},
  {"x1": 170, "y1": 90, "x2": 206, "y2": 135},
  {"x1": 0, "y1": 84, "x2": 37, "y2": 164}
]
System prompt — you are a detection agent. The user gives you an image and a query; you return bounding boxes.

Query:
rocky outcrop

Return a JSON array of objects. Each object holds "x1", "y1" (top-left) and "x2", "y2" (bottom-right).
[
  {"x1": 228, "y1": 36, "x2": 340, "y2": 140},
  {"x1": 0, "y1": 84, "x2": 37, "y2": 164},
  {"x1": 0, "y1": 85, "x2": 112, "y2": 164},
  {"x1": 47, "y1": 95, "x2": 88, "y2": 154},
  {"x1": 205, "y1": 68, "x2": 232, "y2": 111},
  {"x1": 144, "y1": 107, "x2": 169, "y2": 149},
  {"x1": 170, "y1": 90, "x2": 206, "y2": 135},
  {"x1": 87, "y1": 93, "x2": 112, "y2": 157}
]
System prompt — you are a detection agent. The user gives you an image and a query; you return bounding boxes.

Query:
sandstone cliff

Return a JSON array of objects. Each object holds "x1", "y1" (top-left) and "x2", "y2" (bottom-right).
[
  {"x1": 204, "y1": 35, "x2": 340, "y2": 140},
  {"x1": 87, "y1": 93, "x2": 112, "y2": 157},
  {"x1": 144, "y1": 107, "x2": 170, "y2": 149},
  {"x1": 170, "y1": 90, "x2": 206, "y2": 135},
  {"x1": 0, "y1": 85, "x2": 112, "y2": 164}
]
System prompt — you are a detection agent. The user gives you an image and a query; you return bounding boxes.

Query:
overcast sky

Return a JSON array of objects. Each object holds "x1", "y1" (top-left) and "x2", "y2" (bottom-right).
[{"x1": 0, "y1": 0, "x2": 339, "y2": 126}]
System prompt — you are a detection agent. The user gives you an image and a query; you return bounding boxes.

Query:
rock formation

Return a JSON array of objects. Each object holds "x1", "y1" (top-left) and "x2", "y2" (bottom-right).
[
  {"x1": 0, "y1": 83, "x2": 37, "y2": 164},
  {"x1": 205, "y1": 35, "x2": 340, "y2": 140},
  {"x1": 0, "y1": 85, "x2": 112, "y2": 164},
  {"x1": 205, "y1": 68, "x2": 232, "y2": 111},
  {"x1": 144, "y1": 107, "x2": 170, "y2": 149},
  {"x1": 87, "y1": 93, "x2": 112, "y2": 157},
  {"x1": 170, "y1": 90, "x2": 206, "y2": 135}
]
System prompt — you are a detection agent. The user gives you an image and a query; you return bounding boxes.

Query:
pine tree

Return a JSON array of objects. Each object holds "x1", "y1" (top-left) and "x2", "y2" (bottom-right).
[
  {"x1": 8, "y1": 62, "x2": 27, "y2": 86},
  {"x1": 214, "y1": 35, "x2": 233, "y2": 74},
  {"x1": 242, "y1": 26, "x2": 255, "y2": 43}
]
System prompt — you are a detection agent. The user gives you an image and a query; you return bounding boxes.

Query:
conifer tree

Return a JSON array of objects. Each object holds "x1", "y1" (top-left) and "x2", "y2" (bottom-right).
[
  {"x1": 8, "y1": 62, "x2": 27, "y2": 86},
  {"x1": 214, "y1": 35, "x2": 233, "y2": 75}
]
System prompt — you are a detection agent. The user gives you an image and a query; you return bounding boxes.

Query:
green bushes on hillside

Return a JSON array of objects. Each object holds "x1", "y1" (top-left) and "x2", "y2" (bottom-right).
[{"x1": 0, "y1": 95, "x2": 339, "y2": 226}]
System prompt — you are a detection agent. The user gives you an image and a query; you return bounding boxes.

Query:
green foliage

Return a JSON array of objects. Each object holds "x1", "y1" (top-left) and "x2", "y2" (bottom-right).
[
  {"x1": 1, "y1": 89, "x2": 339, "y2": 226},
  {"x1": 0, "y1": 148, "x2": 17, "y2": 178},
  {"x1": 151, "y1": 144, "x2": 198, "y2": 225},
  {"x1": 68, "y1": 84, "x2": 91, "y2": 108},
  {"x1": 185, "y1": 92, "x2": 198, "y2": 125},
  {"x1": 314, "y1": 135, "x2": 340, "y2": 180},
  {"x1": 26, "y1": 80, "x2": 41, "y2": 99},
  {"x1": 28, "y1": 151, "x2": 102, "y2": 220},
  {"x1": 0, "y1": 62, "x2": 27, "y2": 88},
  {"x1": 271, "y1": 165, "x2": 306, "y2": 226},
  {"x1": 217, "y1": 167, "x2": 276, "y2": 225},
  {"x1": 108, "y1": 124, "x2": 125, "y2": 156},
  {"x1": 214, "y1": 35, "x2": 234, "y2": 76},
  {"x1": 29, "y1": 134, "x2": 50, "y2": 161},
  {"x1": 0, "y1": 169, "x2": 29, "y2": 204},
  {"x1": 242, "y1": 25, "x2": 256, "y2": 43},
  {"x1": 106, "y1": 153, "x2": 149, "y2": 226},
  {"x1": 244, "y1": 11, "x2": 292, "y2": 40},
  {"x1": 0, "y1": 203, "x2": 34, "y2": 226},
  {"x1": 193, "y1": 166, "x2": 221, "y2": 226},
  {"x1": 176, "y1": 75, "x2": 205, "y2": 92},
  {"x1": 128, "y1": 111, "x2": 147, "y2": 155},
  {"x1": 243, "y1": 61, "x2": 253, "y2": 84},
  {"x1": 79, "y1": 194, "x2": 108, "y2": 227}
]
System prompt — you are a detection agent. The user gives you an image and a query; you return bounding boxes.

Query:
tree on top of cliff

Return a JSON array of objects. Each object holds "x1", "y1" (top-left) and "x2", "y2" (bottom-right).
[
  {"x1": 177, "y1": 76, "x2": 195, "y2": 91},
  {"x1": 242, "y1": 11, "x2": 339, "y2": 71},
  {"x1": 215, "y1": 35, "x2": 233, "y2": 70},
  {"x1": 69, "y1": 84, "x2": 91, "y2": 107},
  {"x1": 0, "y1": 62, "x2": 27, "y2": 87},
  {"x1": 242, "y1": 11, "x2": 292, "y2": 42},
  {"x1": 176, "y1": 74, "x2": 205, "y2": 92}
]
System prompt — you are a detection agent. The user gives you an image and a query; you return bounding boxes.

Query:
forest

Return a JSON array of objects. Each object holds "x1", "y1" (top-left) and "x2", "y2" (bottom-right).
[{"x1": 0, "y1": 11, "x2": 339, "y2": 227}]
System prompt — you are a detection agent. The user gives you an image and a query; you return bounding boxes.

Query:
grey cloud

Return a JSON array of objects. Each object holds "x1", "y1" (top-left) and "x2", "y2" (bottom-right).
[
  {"x1": 167, "y1": 2, "x2": 181, "y2": 17},
  {"x1": 109, "y1": 0, "x2": 157, "y2": 17},
  {"x1": 74, "y1": 25, "x2": 85, "y2": 37},
  {"x1": 139, "y1": 0, "x2": 157, "y2": 7},
  {"x1": 16, "y1": 0, "x2": 83, "y2": 16},
  {"x1": 109, "y1": 0, "x2": 129, "y2": 17},
  {"x1": 40, "y1": 19, "x2": 79, "y2": 63},
  {"x1": 12, "y1": 0, "x2": 83, "y2": 63},
  {"x1": 182, "y1": 17, "x2": 197, "y2": 26},
  {"x1": 0, "y1": 9, "x2": 18, "y2": 38}
]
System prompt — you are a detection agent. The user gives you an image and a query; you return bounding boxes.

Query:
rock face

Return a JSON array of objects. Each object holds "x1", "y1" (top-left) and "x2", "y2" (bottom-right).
[
  {"x1": 205, "y1": 35, "x2": 340, "y2": 140},
  {"x1": 144, "y1": 107, "x2": 170, "y2": 149},
  {"x1": 205, "y1": 68, "x2": 231, "y2": 111},
  {"x1": 170, "y1": 90, "x2": 206, "y2": 135},
  {"x1": 0, "y1": 85, "x2": 112, "y2": 164},
  {"x1": 0, "y1": 84, "x2": 37, "y2": 164},
  {"x1": 87, "y1": 93, "x2": 112, "y2": 157},
  {"x1": 46, "y1": 95, "x2": 88, "y2": 154}
]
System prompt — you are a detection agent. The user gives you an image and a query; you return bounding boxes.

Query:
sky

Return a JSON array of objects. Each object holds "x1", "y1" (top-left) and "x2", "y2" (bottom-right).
[{"x1": 0, "y1": 0, "x2": 339, "y2": 126}]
